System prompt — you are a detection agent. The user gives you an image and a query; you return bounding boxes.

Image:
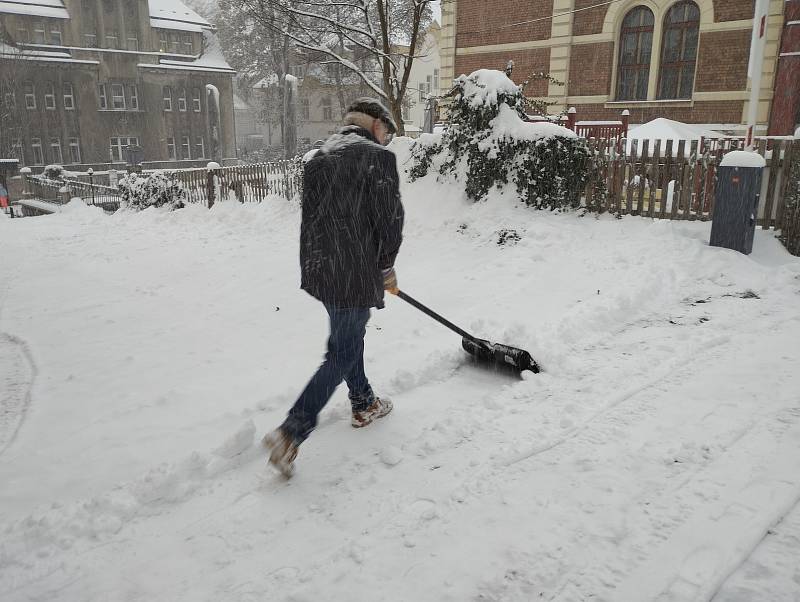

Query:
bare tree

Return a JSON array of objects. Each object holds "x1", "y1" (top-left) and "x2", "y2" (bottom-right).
[
  {"x1": 241, "y1": 0, "x2": 434, "y2": 136},
  {"x1": 212, "y1": 0, "x2": 297, "y2": 145},
  {"x1": 0, "y1": 27, "x2": 34, "y2": 162}
]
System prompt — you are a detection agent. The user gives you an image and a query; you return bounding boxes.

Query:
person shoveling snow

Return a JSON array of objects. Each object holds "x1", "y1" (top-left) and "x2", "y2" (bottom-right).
[{"x1": 262, "y1": 98, "x2": 404, "y2": 478}]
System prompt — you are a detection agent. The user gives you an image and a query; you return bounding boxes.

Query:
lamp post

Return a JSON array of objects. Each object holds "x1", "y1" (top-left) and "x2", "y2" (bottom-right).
[{"x1": 88, "y1": 168, "x2": 95, "y2": 204}]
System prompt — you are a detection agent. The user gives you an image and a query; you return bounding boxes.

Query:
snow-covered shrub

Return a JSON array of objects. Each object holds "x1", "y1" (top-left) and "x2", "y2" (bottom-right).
[
  {"x1": 119, "y1": 170, "x2": 190, "y2": 211},
  {"x1": 410, "y1": 69, "x2": 590, "y2": 209},
  {"x1": 43, "y1": 164, "x2": 67, "y2": 180}
]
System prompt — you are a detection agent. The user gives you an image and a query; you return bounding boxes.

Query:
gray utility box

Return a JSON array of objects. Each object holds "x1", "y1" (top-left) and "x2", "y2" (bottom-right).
[{"x1": 710, "y1": 164, "x2": 764, "y2": 255}]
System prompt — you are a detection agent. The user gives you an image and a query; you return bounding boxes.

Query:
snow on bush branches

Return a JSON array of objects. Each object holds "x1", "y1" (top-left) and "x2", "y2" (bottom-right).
[
  {"x1": 410, "y1": 69, "x2": 590, "y2": 209},
  {"x1": 119, "y1": 171, "x2": 191, "y2": 211}
]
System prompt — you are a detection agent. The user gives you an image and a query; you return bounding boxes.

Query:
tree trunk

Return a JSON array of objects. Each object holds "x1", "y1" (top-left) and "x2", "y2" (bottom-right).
[{"x1": 390, "y1": 98, "x2": 405, "y2": 137}]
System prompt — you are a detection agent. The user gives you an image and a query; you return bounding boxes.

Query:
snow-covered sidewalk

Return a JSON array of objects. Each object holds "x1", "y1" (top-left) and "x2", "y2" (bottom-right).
[{"x1": 0, "y1": 178, "x2": 799, "y2": 601}]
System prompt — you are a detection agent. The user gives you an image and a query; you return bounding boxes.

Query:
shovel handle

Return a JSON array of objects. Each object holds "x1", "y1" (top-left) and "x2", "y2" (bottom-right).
[{"x1": 390, "y1": 289, "x2": 476, "y2": 343}]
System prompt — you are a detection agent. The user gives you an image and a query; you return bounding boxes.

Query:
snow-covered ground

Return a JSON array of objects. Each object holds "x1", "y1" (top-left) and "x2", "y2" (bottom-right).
[{"x1": 1, "y1": 161, "x2": 799, "y2": 601}]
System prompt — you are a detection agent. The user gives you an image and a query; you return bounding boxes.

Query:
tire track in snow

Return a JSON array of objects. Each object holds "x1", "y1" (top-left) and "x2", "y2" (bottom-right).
[
  {"x1": 613, "y1": 411, "x2": 800, "y2": 602},
  {"x1": 0, "y1": 333, "x2": 36, "y2": 456},
  {"x1": 501, "y1": 334, "x2": 730, "y2": 468},
  {"x1": 0, "y1": 269, "x2": 36, "y2": 457},
  {"x1": 456, "y1": 297, "x2": 800, "y2": 601},
  {"x1": 714, "y1": 480, "x2": 800, "y2": 601}
]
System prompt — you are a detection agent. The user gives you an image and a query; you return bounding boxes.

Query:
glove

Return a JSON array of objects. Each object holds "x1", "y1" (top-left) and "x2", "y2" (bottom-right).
[{"x1": 382, "y1": 267, "x2": 398, "y2": 293}]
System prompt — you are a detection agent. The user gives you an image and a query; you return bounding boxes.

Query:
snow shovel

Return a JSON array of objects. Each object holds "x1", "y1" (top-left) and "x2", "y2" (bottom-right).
[{"x1": 391, "y1": 290, "x2": 540, "y2": 374}]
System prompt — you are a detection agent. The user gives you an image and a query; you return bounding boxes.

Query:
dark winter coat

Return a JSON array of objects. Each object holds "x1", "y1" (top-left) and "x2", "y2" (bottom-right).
[{"x1": 300, "y1": 126, "x2": 405, "y2": 309}]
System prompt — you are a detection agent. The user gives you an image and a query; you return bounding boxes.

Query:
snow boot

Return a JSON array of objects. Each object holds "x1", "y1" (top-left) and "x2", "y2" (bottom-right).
[
  {"x1": 262, "y1": 428, "x2": 298, "y2": 478},
  {"x1": 351, "y1": 397, "x2": 393, "y2": 428}
]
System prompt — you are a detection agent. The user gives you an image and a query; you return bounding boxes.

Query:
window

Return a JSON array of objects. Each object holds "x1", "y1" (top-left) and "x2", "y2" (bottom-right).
[
  {"x1": 24, "y1": 82, "x2": 36, "y2": 110},
  {"x1": 192, "y1": 89, "x2": 201, "y2": 112},
  {"x1": 322, "y1": 96, "x2": 332, "y2": 121},
  {"x1": 98, "y1": 84, "x2": 108, "y2": 109},
  {"x1": 127, "y1": 36, "x2": 139, "y2": 51},
  {"x1": 418, "y1": 81, "x2": 428, "y2": 102},
  {"x1": 16, "y1": 26, "x2": 29, "y2": 43},
  {"x1": 69, "y1": 138, "x2": 81, "y2": 164},
  {"x1": 63, "y1": 83, "x2": 75, "y2": 110},
  {"x1": 44, "y1": 82, "x2": 56, "y2": 110},
  {"x1": 178, "y1": 89, "x2": 187, "y2": 112},
  {"x1": 194, "y1": 137, "x2": 205, "y2": 159},
  {"x1": 33, "y1": 23, "x2": 46, "y2": 44},
  {"x1": 106, "y1": 31, "x2": 119, "y2": 49},
  {"x1": 110, "y1": 136, "x2": 139, "y2": 162},
  {"x1": 657, "y1": 1, "x2": 700, "y2": 100},
  {"x1": 326, "y1": 63, "x2": 339, "y2": 80},
  {"x1": 402, "y1": 101, "x2": 411, "y2": 121},
  {"x1": 181, "y1": 136, "x2": 191, "y2": 159},
  {"x1": 170, "y1": 34, "x2": 180, "y2": 54},
  {"x1": 300, "y1": 97, "x2": 310, "y2": 120},
  {"x1": 4, "y1": 89, "x2": 15, "y2": 109},
  {"x1": 12, "y1": 138, "x2": 24, "y2": 164},
  {"x1": 433, "y1": 68, "x2": 439, "y2": 93},
  {"x1": 84, "y1": 33, "x2": 98, "y2": 48},
  {"x1": 159, "y1": 31, "x2": 169, "y2": 53},
  {"x1": 50, "y1": 27, "x2": 63, "y2": 46},
  {"x1": 163, "y1": 86, "x2": 172, "y2": 111},
  {"x1": 167, "y1": 137, "x2": 177, "y2": 160},
  {"x1": 616, "y1": 6, "x2": 654, "y2": 101},
  {"x1": 50, "y1": 138, "x2": 63, "y2": 164},
  {"x1": 129, "y1": 84, "x2": 139, "y2": 110},
  {"x1": 182, "y1": 33, "x2": 193, "y2": 54},
  {"x1": 110, "y1": 84, "x2": 125, "y2": 110},
  {"x1": 31, "y1": 138, "x2": 44, "y2": 164}
]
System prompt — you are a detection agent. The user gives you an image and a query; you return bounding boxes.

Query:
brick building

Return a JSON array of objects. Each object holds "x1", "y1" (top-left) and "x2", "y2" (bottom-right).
[
  {"x1": 0, "y1": 0, "x2": 236, "y2": 170},
  {"x1": 439, "y1": 0, "x2": 800, "y2": 135}
]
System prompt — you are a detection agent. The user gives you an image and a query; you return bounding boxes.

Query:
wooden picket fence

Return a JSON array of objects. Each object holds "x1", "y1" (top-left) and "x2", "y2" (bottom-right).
[
  {"x1": 583, "y1": 137, "x2": 797, "y2": 230},
  {"x1": 777, "y1": 139, "x2": 800, "y2": 256},
  {"x1": 173, "y1": 160, "x2": 303, "y2": 206}
]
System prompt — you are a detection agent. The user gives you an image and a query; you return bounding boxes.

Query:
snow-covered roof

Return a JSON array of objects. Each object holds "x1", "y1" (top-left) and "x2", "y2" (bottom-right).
[
  {"x1": 143, "y1": 30, "x2": 234, "y2": 74},
  {"x1": 150, "y1": 18, "x2": 204, "y2": 33},
  {"x1": 233, "y1": 94, "x2": 250, "y2": 111},
  {"x1": 628, "y1": 118, "x2": 723, "y2": 143},
  {"x1": 252, "y1": 74, "x2": 280, "y2": 89},
  {"x1": 626, "y1": 118, "x2": 724, "y2": 155},
  {"x1": 0, "y1": 42, "x2": 99, "y2": 64},
  {"x1": 149, "y1": 0, "x2": 211, "y2": 32},
  {"x1": 0, "y1": 0, "x2": 69, "y2": 19}
]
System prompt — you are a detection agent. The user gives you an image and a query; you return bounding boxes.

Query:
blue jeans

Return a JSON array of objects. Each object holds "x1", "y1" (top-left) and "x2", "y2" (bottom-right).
[{"x1": 281, "y1": 304, "x2": 375, "y2": 443}]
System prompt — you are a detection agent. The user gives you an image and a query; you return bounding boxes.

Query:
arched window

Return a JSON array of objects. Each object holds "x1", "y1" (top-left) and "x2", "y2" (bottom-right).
[
  {"x1": 616, "y1": 6, "x2": 655, "y2": 101},
  {"x1": 658, "y1": 1, "x2": 700, "y2": 99}
]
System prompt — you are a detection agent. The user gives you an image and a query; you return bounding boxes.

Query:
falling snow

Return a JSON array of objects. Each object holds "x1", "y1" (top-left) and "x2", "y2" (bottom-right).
[{"x1": 1, "y1": 142, "x2": 799, "y2": 601}]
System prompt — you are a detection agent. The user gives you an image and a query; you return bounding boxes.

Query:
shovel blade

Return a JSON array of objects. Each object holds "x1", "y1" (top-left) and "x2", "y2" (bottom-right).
[{"x1": 462, "y1": 338, "x2": 540, "y2": 374}]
